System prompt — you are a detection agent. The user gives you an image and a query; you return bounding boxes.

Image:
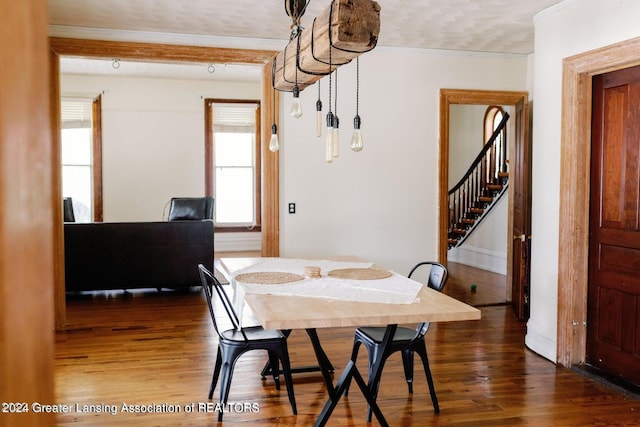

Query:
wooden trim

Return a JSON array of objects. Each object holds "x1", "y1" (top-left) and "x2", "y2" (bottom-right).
[
  {"x1": 255, "y1": 105, "x2": 262, "y2": 227},
  {"x1": 92, "y1": 95, "x2": 103, "y2": 222},
  {"x1": 557, "y1": 36, "x2": 640, "y2": 367},
  {"x1": 49, "y1": 38, "x2": 280, "y2": 327},
  {"x1": 204, "y1": 99, "x2": 214, "y2": 196},
  {"x1": 50, "y1": 49, "x2": 66, "y2": 331},
  {"x1": 438, "y1": 89, "x2": 529, "y2": 306},
  {"x1": 2, "y1": 1, "x2": 55, "y2": 423},
  {"x1": 262, "y1": 61, "x2": 280, "y2": 256},
  {"x1": 49, "y1": 37, "x2": 275, "y2": 64}
]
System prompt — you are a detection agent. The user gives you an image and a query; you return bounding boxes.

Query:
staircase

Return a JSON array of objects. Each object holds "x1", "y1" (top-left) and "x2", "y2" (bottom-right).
[{"x1": 448, "y1": 112, "x2": 510, "y2": 249}]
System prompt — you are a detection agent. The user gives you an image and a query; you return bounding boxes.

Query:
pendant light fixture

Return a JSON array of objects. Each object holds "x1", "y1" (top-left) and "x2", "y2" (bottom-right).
[
  {"x1": 325, "y1": 37, "x2": 334, "y2": 163},
  {"x1": 269, "y1": 84, "x2": 279, "y2": 152},
  {"x1": 287, "y1": 0, "x2": 306, "y2": 119},
  {"x1": 350, "y1": 57, "x2": 364, "y2": 152},
  {"x1": 269, "y1": 0, "x2": 379, "y2": 160},
  {"x1": 290, "y1": 54, "x2": 303, "y2": 118}
]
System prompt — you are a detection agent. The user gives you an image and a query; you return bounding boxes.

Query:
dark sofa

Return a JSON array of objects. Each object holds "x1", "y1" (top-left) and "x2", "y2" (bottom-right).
[{"x1": 64, "y1": 220, "x2": 214, "y2": 292}]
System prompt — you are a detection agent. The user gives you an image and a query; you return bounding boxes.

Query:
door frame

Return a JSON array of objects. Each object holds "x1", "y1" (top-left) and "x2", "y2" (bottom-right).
[
  {"x1": 557, "y1": 36, "x2": 640, "y2": 367},
  {"x1": 49, "y1": 38, "x2": 280, "y2": 329},
  {"x1": 438, "y1": 89, "x2": 529, "y2": 303}
]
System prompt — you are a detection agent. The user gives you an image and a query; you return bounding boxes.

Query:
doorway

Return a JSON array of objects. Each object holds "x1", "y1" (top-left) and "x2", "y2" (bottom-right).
[
  {"x1": 557, "y1": 36, "x2": 640, "y2": 368},
  {"x1": 49, "y1": 38, "x2": 281, "y2": 330},
  {"x1": 438, "y1": 89, "x2": 530, "y2": 318},
  {"x1": 586, "y1": 65, "x2": 640, "y2": 389}
]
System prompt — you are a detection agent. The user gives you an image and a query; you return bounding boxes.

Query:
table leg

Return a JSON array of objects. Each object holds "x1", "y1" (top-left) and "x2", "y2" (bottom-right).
[
  {"x1": 260, "y1": 329, "x2": 335, "y2": 378},
  {"x1": 313, "y1": 324, "x2": 397, "y2": 427},
  {"x1": 314, "y1": 361, "x2": 389, "y2": 427},
  {"x1": 305, "y1": 328, "x2": 337, "y2": 398}
]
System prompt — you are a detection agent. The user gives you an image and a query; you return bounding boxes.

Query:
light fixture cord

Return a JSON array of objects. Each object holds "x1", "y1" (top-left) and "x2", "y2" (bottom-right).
[
  {"x1": 328, "y1": 41, "x2": 332, "y2": 114},
  {"x1": 355, "y1": 57, "x2": 359, "y2": 116},
  {"x1": 334, "y1": 69, "x2": 338, "y2": 117}
]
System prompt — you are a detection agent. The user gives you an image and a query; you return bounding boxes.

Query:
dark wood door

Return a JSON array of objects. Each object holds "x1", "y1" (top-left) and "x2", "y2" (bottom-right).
[
  {"x1": 511, "y1": 97, "x2": 531, "y2": 321},
  {"x1": 588, "y1": 65, "x2": 640, "y2": 387}
]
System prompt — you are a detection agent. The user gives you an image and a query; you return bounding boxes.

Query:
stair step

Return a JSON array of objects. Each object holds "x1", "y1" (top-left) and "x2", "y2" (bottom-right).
[
  {"x1": 498, "y1": 172, "x2": 509, "y2": 179},
  {"x1": 470, "y1": 208, "x2": 484, "y2": 214},
  {"x1": 461, "y1": 218, "x2": 475, "y2": 225},
  {"x1": 450, "y1": 228, "x2": 466, "y2": 236},
  {"x1": 486, "y1": 184, "x2": 503, "y2": 191},
  {"x1": 478, "y1": 196, "x2": 493, "y2": 203}
]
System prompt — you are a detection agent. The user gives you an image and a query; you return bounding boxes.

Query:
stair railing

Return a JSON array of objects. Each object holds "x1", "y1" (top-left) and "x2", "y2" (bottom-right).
[{"x1": 448, "y1": 112, "x2": 510, "y2": 248}]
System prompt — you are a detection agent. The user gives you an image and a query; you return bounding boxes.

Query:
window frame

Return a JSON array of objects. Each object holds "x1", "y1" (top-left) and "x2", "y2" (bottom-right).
[
  {"x1": 205, "y1": 98, "x2": 261, "y2": 232},
  {"x1": 60, "y1": 95, "x2": 103, "y2": 222}
]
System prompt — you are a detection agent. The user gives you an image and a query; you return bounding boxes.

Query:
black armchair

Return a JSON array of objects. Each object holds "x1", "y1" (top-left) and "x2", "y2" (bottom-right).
[
  {"x1": 167, "y1": 197, "x2": 214, "y2": 221},
  {"x1": 63, "y1": 197, "x2": 75, "y2": 222}
]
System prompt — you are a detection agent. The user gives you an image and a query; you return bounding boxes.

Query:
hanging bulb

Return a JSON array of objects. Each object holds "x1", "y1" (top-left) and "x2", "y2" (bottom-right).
[
  {"x1": 315, "y1": 98, "x2": 323, "y2": 137},
  {"x1": 332, "y1": 115, "x2": 340, "y2": 158},
  {"x1": 269, "y1": 124, "x2": 279, "y2": 152},
  {"x1": 325, "y1": 112, "x2": 334, "y2": 163},
  {"x1": 350, "y1": 115, "x2": 363, "y2": 152},
  {"x1": 290, "y1": 85, "x2": 303, "y2": 118}
]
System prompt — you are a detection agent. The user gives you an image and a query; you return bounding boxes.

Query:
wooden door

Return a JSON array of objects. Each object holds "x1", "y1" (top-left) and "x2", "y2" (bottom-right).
[
  {"x1": 511, "y1": 97, "x2": 531, "y2": 321},
  {"x1": 588, "y1": 65, "x2": 640, "y2": 387}
]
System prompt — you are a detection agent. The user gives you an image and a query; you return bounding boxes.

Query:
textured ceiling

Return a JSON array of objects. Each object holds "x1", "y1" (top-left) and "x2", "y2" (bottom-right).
[{"x1": 50, "y1": 0, "x2": 564, "y2": 80}]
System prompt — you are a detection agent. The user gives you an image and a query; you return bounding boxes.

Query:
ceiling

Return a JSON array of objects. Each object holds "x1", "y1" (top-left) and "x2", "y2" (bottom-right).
[{"x1": 50, "y1": 0, "x2": 564, "y2": 81}]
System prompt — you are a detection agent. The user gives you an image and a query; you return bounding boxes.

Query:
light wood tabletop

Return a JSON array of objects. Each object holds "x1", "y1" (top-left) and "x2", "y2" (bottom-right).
[{"x1": 220, "y1": 257, "x2": 481, "y2": 330}]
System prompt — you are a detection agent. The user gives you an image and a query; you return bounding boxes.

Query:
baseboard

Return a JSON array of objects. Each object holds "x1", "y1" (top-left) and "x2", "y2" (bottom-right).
[
  {"x1": 214, "y1": 232, "x2": 261, "y2": 252},
  {"x1": 448, "y1": 245, "x2": 507, "y2": 275},
  {"x1": 524, "y1": 321, "x2": 557, "y2": 362}
]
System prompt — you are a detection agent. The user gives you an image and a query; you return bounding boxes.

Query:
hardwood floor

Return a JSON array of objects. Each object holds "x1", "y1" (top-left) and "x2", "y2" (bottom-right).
[
  {"x1": 54, "y1": 262, "x2": 640, "y2": 426},
  {"x1": 445, "y1": 262, "x2": 508, "y2": 308}
]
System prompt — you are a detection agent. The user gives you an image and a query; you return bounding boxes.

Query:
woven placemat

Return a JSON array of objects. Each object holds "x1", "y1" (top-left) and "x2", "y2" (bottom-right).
[
  {"x1": 235, "y1": 271, "x2": 305, "y2": 284},
  {"x1": 327, "y1": 268, "x2": 392, "y2": 280}
]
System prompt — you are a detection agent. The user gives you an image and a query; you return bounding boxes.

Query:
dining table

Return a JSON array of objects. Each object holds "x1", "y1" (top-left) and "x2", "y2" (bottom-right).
[{"x1": 218, "y1": 256, "x2": 481, "y2": 427}]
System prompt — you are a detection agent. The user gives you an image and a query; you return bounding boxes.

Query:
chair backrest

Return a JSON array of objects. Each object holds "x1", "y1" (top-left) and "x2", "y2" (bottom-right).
[
  {"x1": 63, "y1": 197, "x2": 75, "y2": 222},
  {"x1": 168, "y1": 197, "x2": 214, "y2": 221},
  {"x1": 407, "y1": 261, "x2": 449, "y2": 338},
  {"x1": 198, "y1": 264, "x2": 247, "y2": 341}
]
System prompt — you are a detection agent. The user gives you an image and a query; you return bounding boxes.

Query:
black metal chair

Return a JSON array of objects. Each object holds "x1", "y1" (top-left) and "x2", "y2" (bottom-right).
[
  {"x1": 198, "y1": 264, "x2": 297, "y2": 421},
  {"x1": 344, "y1": 261, "x2": 448, "y2": 419}
]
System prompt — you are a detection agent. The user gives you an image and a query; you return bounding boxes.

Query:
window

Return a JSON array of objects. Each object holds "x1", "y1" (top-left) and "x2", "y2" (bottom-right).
[
  {"x1": 61, "y1": 96, "x2": 103, "y2": 222},
  {"x1": 205, "y1": 100, "x2": 261, "y2": 229},
  {"x1": 483, "y1": 105, "x2": 505, "y2": 144},
  {"x1": 483, "y1": 105, "x2": 508, "y2": 178}
]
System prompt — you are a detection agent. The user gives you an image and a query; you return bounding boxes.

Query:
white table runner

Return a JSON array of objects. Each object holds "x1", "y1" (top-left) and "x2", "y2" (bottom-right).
[{"x1": 230, "y1": 258, "x2": 422, "y2": 308}]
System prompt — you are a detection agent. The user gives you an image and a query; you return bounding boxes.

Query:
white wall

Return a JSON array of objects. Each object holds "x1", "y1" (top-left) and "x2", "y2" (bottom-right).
[
  {"x1": 527, "y1": 0, "x2": 640, "y2": 361},
  {"x1": 278, "y1": 47, "x2": 528, "y2": 275},
  {"x1": 61, "y1": 74, "x2": 260, "y2": 222},
  {"x1": 448, "y1": 104, "x2": 486, "y2": 186}
]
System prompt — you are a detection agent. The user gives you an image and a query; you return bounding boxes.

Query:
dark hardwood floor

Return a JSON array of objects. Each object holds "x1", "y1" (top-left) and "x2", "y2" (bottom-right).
[{"x1": 54, "y1": 262, "x2": 640, "y2": 426}]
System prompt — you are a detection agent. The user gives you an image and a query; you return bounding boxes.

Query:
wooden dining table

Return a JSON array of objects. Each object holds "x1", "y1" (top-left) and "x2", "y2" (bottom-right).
[{"x1": 219, "y1": 257, "x2": 481, "y2": 427}]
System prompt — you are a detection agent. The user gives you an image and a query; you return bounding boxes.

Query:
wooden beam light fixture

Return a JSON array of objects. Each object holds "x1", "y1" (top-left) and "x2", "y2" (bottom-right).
[
  {"x1": 272, "y1": 0, "x2": 380, "y2": 92},
  {"x1": 269, "y1": 0, "x2": 380, "y2": 158}
]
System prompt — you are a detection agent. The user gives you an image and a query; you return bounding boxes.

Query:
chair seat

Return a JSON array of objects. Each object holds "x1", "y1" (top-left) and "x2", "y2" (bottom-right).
[
  {"x1": 356, "y1": 326, "x2": 417, "y2": 344},
  {"x1": 221, "y1": 326, "x2": 284, "y2": 342}
]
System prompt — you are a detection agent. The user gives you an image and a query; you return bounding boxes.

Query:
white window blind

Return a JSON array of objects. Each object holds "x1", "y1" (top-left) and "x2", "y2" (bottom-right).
[
  {"x1": 213, "y1": 102, "x2": 258, "y2": 133},
  {"x1": 61, "y1": 98, "x2": 93, "y2": 128}
]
